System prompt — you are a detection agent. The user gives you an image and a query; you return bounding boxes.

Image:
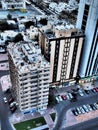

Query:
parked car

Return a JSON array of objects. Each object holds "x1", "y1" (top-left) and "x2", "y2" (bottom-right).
[
  {"x1": 90, "y1": 104, "x2": 97, "y2": 110},
  {"x1": 86, "y1": 104, "x2": 93, "y2": 111},
  {"x1": 56, "y1": 97, "x2": 59, "y2": 103},
  {"x1": 58, "y1": 95, "x2": 63, "y2": 101},
  {"x1": 79, "y1": 90, "x2": 84, "y2": 96},
  {"x1": 76, "y1": 107, "x2": 81, "y2": 115},
  {"x1": 94, "y1": 88, "x2": 98, "y2": 92},
  {"x1": 91, "y1": 89, "x2": 96, "y2": 93},
  {"x1": 66, "y1": 94, "x2": 70, "y2": 100},
  {"x1": 10, "y1": 105, "x2": 17, "y2": 113},
  {"x1": 8, "y1": 97, "x2": 14, "y2": 104},
  {"x1": 10, "y1": 102, "x2": 18, "y2": 108},
  {"x1": 79, "y1": 106, "x2": 85, "y2": 114},
  {"x1": 68, "y1": 93, "x2": 73, "y2": 99},
  {"x1": 5, "y1": 88, "x2": 11, "y2": 93},
  {"x1": 94, "y1": 103, "x2": 98, "y2": 109},
  {"x1": 84, "y1": 90, "x2": 90, "y2": 94},
  {"x1": 82, "y1": 105, "x2": 89, "y2": 113},
  {"x1": 3, "y1": 97, "x2": 7, "y2": 103},
  {"x1": 61, "y1": 95, "x2": 66, "y2": 100},
  {"x1": 72, "y1": 109, "x2": 78, "y2": 116}
]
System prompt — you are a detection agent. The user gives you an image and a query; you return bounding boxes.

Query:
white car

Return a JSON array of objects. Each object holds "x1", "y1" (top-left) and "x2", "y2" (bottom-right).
[
  {"x1": 82, "y1": 105, "x2": 89, "y2": 113},
  {"x1": 94, "y1": 103, "x2": 98, "y2": 109},
  {"x1": 76, "y1": 107, "x2": 81, "y2": 114},
  {"x1": 79, "y1": 90, "x2": 84, "y2": 96},
  {"x1": 68, "y1": 93, "x2": 73, "y2": 99},
  {"x1": 58, "y1": 95, "x2": 62, "y2": 101},
  {"x1": 3, "y1": 97, "x2": 7, "y2": 103},
  {"x1": 56, "y1": 97, "x2": 59, "y2": 103},
  {"x1": 66, "y1": 94, "x2": 70, "y2": 100},
  {"x1": 86, "y1": 104, "x2": 93, "y2": 111},
  {"x1": 79, "y1": 106, "x2": 85, "y2": 114},
  {"x1": 10, "y1": 102, "x2": 18, "y2": 107}
]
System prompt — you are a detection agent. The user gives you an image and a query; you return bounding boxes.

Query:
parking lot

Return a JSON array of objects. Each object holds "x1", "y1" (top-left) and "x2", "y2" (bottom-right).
[{"x1": 54, "y1": 84, "x2": 98, "y2": 104}]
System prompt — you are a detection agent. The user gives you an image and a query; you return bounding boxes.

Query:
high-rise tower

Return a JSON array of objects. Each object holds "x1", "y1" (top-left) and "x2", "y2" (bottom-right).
[{"x1": 76, "y1": 0, "x2": 98, "y2": 78}]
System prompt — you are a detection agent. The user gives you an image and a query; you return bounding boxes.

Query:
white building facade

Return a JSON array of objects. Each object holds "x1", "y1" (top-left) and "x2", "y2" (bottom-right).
[
  {"x1": 76, "y1": 0, "x2": 98, "y2": 78},
  {"x1": 1, "y1": 0, "x2": 26, "y2": 10},
  {"x1": 7, "y1": 42, "x2": 50, "y2": 113}
]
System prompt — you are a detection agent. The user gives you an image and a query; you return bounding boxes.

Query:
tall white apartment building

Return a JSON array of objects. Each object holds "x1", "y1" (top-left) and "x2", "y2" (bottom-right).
[
  {"x1": 1, "y1": 0, "x2": 26, "y2": 10},
  {"x1": 7, "y1": 42, "x2": 50, "y2": 113},
  {"x1": 76, "y1": 0, "x2": 98, "y2": 78}
]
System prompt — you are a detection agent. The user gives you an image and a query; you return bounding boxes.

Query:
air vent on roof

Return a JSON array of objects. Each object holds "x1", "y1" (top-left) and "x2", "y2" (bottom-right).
[{"x1": 21, "y1": 62, "x2": 24, "y2": 66}]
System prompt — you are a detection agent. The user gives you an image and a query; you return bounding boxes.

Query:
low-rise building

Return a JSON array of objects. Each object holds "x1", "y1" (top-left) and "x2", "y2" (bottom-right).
[
  {"x1": 1, "y1": 0, "x2": 26, "y2": 10},
  {"x1": 7, "y1": 41, "x2": 50, "y2": 113},
  {"x1": 26, "y1": 26, "x2": 39, "y2": 40}
]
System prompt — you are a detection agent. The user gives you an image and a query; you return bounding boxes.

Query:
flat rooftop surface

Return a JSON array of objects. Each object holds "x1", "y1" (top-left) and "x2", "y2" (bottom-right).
[{"x1": 0, "y1": 6, "x2": 41, "y2": 19}]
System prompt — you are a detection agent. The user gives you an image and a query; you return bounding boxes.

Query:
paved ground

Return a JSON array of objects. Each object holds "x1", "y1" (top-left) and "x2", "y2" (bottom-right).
[
  {"x1": 65, "y1": 110, "x2": 77, "y2": 127},
  {"x1": 9, "y1": 107, "x2": 55, "y2": 125},
  {"x1": 53, "y1": 90, "x2": 98, "y2": 130},
  {"x1": 0, "y1": 75, "x2": 11, "y2": 92},
  {"x1": 43, "y1": 114, "x2": 54, "y2": 129},
  {"x1": 0, "y1": 54, "x2": 8, "y2": 62}
]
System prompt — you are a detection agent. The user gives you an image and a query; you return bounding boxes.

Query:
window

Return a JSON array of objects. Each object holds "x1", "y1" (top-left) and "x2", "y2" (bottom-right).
[{"x1": 81, "y1": 4, "x2": 90, "y2": 31}]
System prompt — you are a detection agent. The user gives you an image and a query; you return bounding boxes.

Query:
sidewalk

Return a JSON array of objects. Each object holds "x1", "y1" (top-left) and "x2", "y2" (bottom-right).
[
  {"x1": 44, "y1": 114, "x2": 54, "y2": 129},
  {"x1": 80, "y1": 82, "x2": 94, "y2": 90},
  {"x1": 0, "y1": 62, "x2": 9, "y2": 70},
  {"x1": 31, "y1": 124, "x2": 49, "y2": 130},
  {"x1": 0, "y1": 54, "x2": 8, "y2": 62},
  {"x1": 0, "y1": 75, "x2": 12, "y2": 92},
  {"x1": 65, "y1": 109, "x2": 77, "y2": 127},
  {"x1": 10, "y1": 107, "x2": 55, "y2": 125}
]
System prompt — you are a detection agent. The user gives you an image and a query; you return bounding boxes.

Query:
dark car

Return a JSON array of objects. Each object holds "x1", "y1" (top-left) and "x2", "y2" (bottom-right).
[
  {"x1": 5, "y1": 88, "x2": 11, "y2": 93},
  {"x1": 90, "y1": 104, "x2": 97, "y2": 110},
  {"x1": 8, "y1": 97, "x2": 14, "y2": 104},
  {"x1": 94, "y1": 88, "x2": 98, "y2": 92},
  {"x1": 72, "y1": 109, "x2": 78, "y2": 116},
  {"x1": 84, "y1": 90, "x2": 90, "y2": 94},
  {"x1": 10, "y1": 105, "x2": 17, "y2": 113}
]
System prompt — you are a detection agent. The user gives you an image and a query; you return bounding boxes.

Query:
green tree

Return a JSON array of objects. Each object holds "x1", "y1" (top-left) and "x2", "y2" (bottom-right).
[
  {"x1": 7, "y1": 14, "x2": 12, "y2": 20},
  {"x1": 14, "y1": 33, "x2": 23, "y2": 43}
]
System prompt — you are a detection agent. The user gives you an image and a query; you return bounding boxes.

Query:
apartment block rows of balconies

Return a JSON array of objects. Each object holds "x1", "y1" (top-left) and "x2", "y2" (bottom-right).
[{"x1": 7, "y1": 41, "x2": 50, "y2": 113}]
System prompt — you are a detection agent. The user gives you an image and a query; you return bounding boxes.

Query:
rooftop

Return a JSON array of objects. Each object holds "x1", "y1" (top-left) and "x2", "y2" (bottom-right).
[
  {"x1": 7, "y1": 42, "x2": 50, "y2": 74},
  {"x1": 3, "y1": 0, "x2": 23, "y2": 2},
  {"x1": 47, "y1": 14, "x2": 76, "y2": 30}
]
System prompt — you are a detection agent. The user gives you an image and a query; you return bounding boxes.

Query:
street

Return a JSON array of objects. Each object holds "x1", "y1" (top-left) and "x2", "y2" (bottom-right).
[
  {"x1": 0, "y1": 83, "x2": 14, "y2": 130},
  {"x1": 0, "y1": 54, "x2": 14, "y2": 130},
  {"x1": 53, "y1": 92, "x2": 98, "y2": 130}
]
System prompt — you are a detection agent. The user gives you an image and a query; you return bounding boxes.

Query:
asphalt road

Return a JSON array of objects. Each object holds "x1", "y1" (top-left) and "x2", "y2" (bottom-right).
[
  {"x1": 0, "y1": 63, "x2": 13, "y2": 130},
  {"x1": 0, "y1": 83, "x2": 14, "y2": 130},
  {"x1": 0, "y1": 70, "x2": 9, "y2": 77},
  {"x1": 53, "y1": 92, "x2": 98, "y2": 130}
]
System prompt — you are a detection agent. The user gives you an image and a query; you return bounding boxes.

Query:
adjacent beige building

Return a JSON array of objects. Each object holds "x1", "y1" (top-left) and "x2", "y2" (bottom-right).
[
  {"x1": 50, "y1": 30, "x2": 85, "y2": 84},
  {"x1": 38, "y1": 21, "x2": 85, "y2": 86}
]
